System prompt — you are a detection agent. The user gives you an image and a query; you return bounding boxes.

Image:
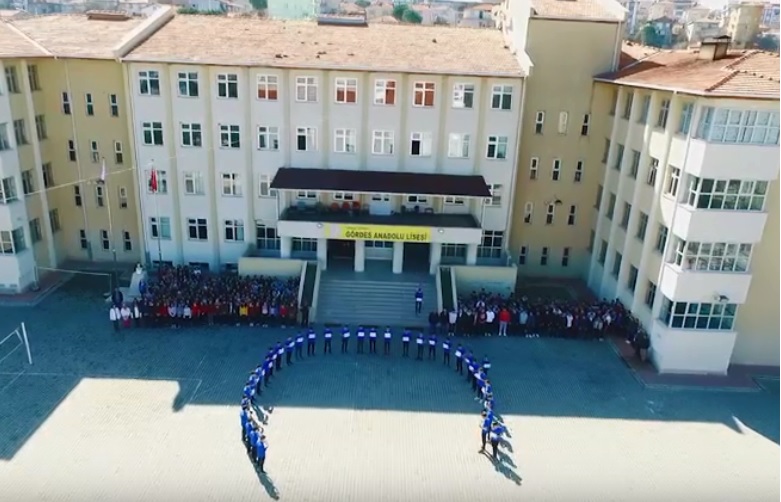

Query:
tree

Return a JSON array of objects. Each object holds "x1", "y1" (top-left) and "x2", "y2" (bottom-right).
[
  {"x1": 401, "y1": 8, "x2": 422, "y2": 24},
  {"x1": 641, "y1": 24, "x2": 664, "y2": 48},
  {"x1": 250, "y1": 0, "x2": 268, "y2": 10},
  {"x1": 392, "y1": 4, "x2": 408, "y2": 20},
  {"x1": 356, "y1": 0, "x2": 370, "y2": 7},
  {"x1": 754, "y1": 34, "x2": 779, "y2": 52}
]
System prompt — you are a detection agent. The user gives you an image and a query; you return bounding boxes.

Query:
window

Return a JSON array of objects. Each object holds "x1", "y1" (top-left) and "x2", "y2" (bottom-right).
[
  {"x1": 109, "y1": 94, "x2": 119, "y2": 117},
  {"x1": 73, "y1": 186, "x2": 82, "y2": 206},
  {"x1": 551, "y1": 159, "x2": 561, "y2": 180},
  {"x1": 334, "y1": 78, "x2": 358, "y2": 104},
  {"x1": 333, "y1": 192, "x2": 355, "y2": 201},
  {"x1": 374, "y1": 79, "x2": 396, "y2": 105},
  {"x1": 150, "y1": 216, "x2": 171, "y2": 240},
  {"x1": 413, "y1": 81, "x2": 435, "y2": 107},
  {"x1": 334, "y1": 128, "x2": 357, "y2": 153},
  {"x1": 574, "y1": 160, "x2": 583, "y2": 182},
  {"x1": 221, "y1": 173, "x2": 241, "y2": 197},
  {"x1": 665, "y1": 167, "x2": 681, "y2": 197},
  {"x1": 0, "y1": 176, "x2": 17, "y2": 204},
  {"x1": 297, "y1": 190, "x2": 317, "y2": 200},
  {"x1": 581, "y1": 114, "x2": 590, "y2": 136},
  {"x1": 138, "y1": 70, "x2": 160, "y2": 96},
  {"x1": 697, "y1": 107, "x2": 780, "y2": 146},
  {"x1": 629, "y1": 150, "x2": 641, "y2": 179},
  {"x1": 79, "y1": 229, "x2": 88, "y2": 250},
  {"x1": 49, "y1": 209, "x2": 60, "y2": 233},
  {"x1": 100, "y1": 229, "x2": 110, "y2": 251},
  {"x1": 452, "y1": 83, "x2": 475, "y2": 109},
  {"x1": 406, "y1": 195, "x2": 428, "y2": 204},
  {"x1": 655, "y1": 224, "x2": 668, "y2": 253},
  {"x1": 678, "y1": 103, "x2": 694, "y2": 134},
  {"x1": 602, "y1": 138, "x2": 610, "y2": 163},
  {"x1": 441, "y1": 243, "x2": 466, "y2": 259},
  {"x1": 293, "y1": 237, "x2": 318, "y2": 253},
  {"x1": 224, "y1": 219, "x2": 245, "y2": 242},
  {"x1": 295, "y1": 76, "x2": 318, "y2": 102},
  {"x1": 62, "y1": 92, "x2": 71, "y2": 115},
  {"x1": 42, "y1": 163, "x2": 53, "y2": 188},
  {"x1": 29, "y1": 218, "x2": 41, "y2": 243},
  {"x1": 594, "y1": 184, "x2": 603, "y2": 209},
  {"x1": 612, "y1": 251, "x2": 622, "y2": 278},
  {"x1": 0, "y1": 124, "x2": 9, "y2": 151},
  {"x1": 627, "y1": 266, "x2": 638, "y2": 293},
  {"x1": 145, "y1": 169, "x2": 168, "y2": 194},
  {"x1": 606, "y1": 193, "x2": 616, "y2": 219},
  {"x1": 686, "y1": 177, "x2": 768, "y2": 211},
  {"x1": 118, "y1": 186, "x2": 128, "y2": 208},
  {"x1": 657, "y1": 99, "x2": 670, "y2": 128},
  {"x1": 13, "y1": 119, "x2": 27, "y2": 145},
  {"x1": 545, "y1": 203, "x2": 555, "y2": 225},
  {"x1": 85, "y1": 93, "x2": 94, "y2": 116},
  {"x1": 95, "y1": 184, "x2": 105, "y2": 207},
  {"x1": 622, "y1": 91, "x2": 633, "y2": 119},
  {"x1": 123, "y1": 231, "x2": 132, "y2": 251},
  {"x1": 27, "y1": 64, "x2": 40, "y2": 91},
  {"x1": 444, "y1": 195, "x2": 466, "y2": 206},
  {"x1": 296, "y1": 127, "x2": 317, "y2": 151},
  {"x1": 588, "y1": 230, "x2": 595, "y2": 253},
  {"x1": 0, "y1": 228, "x2": 25, "y2": 254},
  {"x1": 187, "y1": 218, "x2": 208, "y2": 240},
  {"x1": 638, "y1": 95, "x2": 651, "y2": 124},
  {"x1": 523, "y1": 202, "x2": 533, "y2": 223},
  {"x1": 529, "y1": 157, "x2": 539, "y2": 180},
  {"x1": 410, "y1": 132, "x2": 432, "y2": 156},
  {"x1": 518, "y1": 246, "x2": 528, "y2": 265},
  {"x1": 613, "y1": 143, "x2": 624, "y2": 171},
  {"x1": 256, "y1": 75, "x2": 278, "y2": 100},
  {"x1": 177, "y1": 72, "x2": 199, "y2": 97},
  {"x1": 89, "y1": 140, "x2": 99, "y2": 163},
  {"x1": 609, "y1": 88, "x2": 617, "y2": 115},
  {"x1": 485, "y1": 184, "x2": 503, "y2": 207},
  {"x1": 672, "y1": 240, "x2": 753, "y2": 272},
  {"x1": 647, "y1": 157, "x2": 658, "y2": 186},
  {"x1": 448, "y1": 133, "x2": 470, "y2": 158},
  {"x1": 183, "y1": 172, "x2": 205, "y2": 195},
  {"x1": 620, "y1": 202, "x2": 631, "y2": 228},
  {"x1": 567, "y1": 205, "x2": 576, "y2": 226},
  {"x1": 258, "y1": 174, "x2": 277, "y2": 198},
  {"x1": 372, "y1": 130, "x2": 394, "y2": 155},
  {"x1": 114, "y1": 141, "x2": 124, "y2": 164},
  {"x1": 644, "y1": 282, "x2": 656, "y2": 308},
  {"x1": 660, "y1": 298, "x2": 737, "y2": 331},
  {"x1": 486, "y1": 135, "x2": 507, "y2": 159},
  {"x1": 636, "y1": 212, "x2": 648, "y2": 240},
  {"x1": 491, "y1": 85, "x2": 512, "y2": 110},
  {"x1": 5, "y1": 66, "x2": 18, "y2": 93},
  {"x1": 561, "y1": 247, "x2": 570, "y2": 267},
  {"x1": 256, "y1": 223, "x2": 280, "y2": 250},
  {"x1": 557, "y1": 112, "x2": 568, "y2": 134},
  {"x1": 21, "y1": 170, "x2": 33, "y2": 195},
  {"x1": 534, "y1": 111, "x2": 545, "y2": 134},
  {"x1": 598, "y1": 240, "x2": 608, "y2": 264},
  {"x1": 540, "y1": 247, "x2": 549, "y2": 266},
  {"x1": 478, "y1": 230, "x2": 503, "y2": 259},
  {"x1": 257, "y1": 126, "x2": 280, "y2": 151},
  {"x1": 219, "y1": 124, "x2": 240, "y2": 148},
  {"x1": 142, "y1": 122, "x2": 164, "y2": 146},
  {"x1": 217, "y1": 73, "x2": 238, "y2": 98},
  {"x1": 35, "y1": 115, "x2": 47, "y2": 140}
]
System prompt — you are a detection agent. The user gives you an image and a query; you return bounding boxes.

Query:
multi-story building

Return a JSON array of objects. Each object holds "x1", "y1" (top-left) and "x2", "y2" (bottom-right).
[
  {"x1": 588, "y1": 37, "x2": 779, "y2": 373},
  {"x1": 121, "y1": 15, "x2": 529, "y2": 274},
  {"x1": 724, "y1": 2, "x2": 763, "y2": 47},
  {"x1": 0, "y1": 7, "x2": 173, "y2": 293}
]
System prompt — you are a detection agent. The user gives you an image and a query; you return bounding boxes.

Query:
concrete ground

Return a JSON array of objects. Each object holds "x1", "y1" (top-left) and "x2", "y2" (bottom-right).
[{"x1": 0, "y1": 275, "x2": 778, "y2": 502}]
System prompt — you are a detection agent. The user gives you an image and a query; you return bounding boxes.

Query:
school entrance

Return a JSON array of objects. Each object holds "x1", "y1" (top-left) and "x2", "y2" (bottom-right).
[{"x1": 327, "y1": 239, "x2": 355, "y2": 265}]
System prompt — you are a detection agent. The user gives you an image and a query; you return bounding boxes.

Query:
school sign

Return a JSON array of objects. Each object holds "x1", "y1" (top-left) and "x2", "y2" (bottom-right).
[{"x1": 339, "y1": 224, "x2": 431, "y2": 243}]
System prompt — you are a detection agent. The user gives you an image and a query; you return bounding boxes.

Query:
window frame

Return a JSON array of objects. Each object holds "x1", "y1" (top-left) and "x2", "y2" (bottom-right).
[
  {"x1": 409, "y1": 131, "x2": 433, "y2": 157},
  {"x1": 334, "y1": 77, "x2": 358, "y2": 104},
  {"x1": 413, "y1": 81, "x2": 436, "y2": 108},
  {"x1": 256, "y1": 74, "x2": 279, "y2": 101},
  {"x1": 372, "y1": 130, "x2": 394, "y2": 155},
  {"x1": 373, "y1": 79, "x2": 396, "y2": 105},
  {"x1": 138, "y1": 70, "x2": 161, "y2": 96},
  {"x1": 186, "y1": 217, "x2": 209, "y2": 241},
  {"x1": 490, "y1": 84, "x2": 512, "y2": 110},
  {"x1": 452, "y1": 83, "x2": 475, "y2": 109},
  {"x1": 216, "y1": 73, "x2": 239, "y2": 99},
  {"x1": 333, "y1": 128, "x2": 358, "y2": 154},
  {"x1": 447, "y1": 132, "x2": 470, "y2": 158},
  {"x1": 295, "y1": 76, "x2": 318, "y2": 103},
  {"x1": 257, "y1": 125, "x2": 280, "y2": 151},
  {"x1": 486, "y1": 135, "x2": 508, "y2": 160},
  {"x1": 177, "y1": 71, "x2": 200, "y2": 98},
  {"x1": 295, "y1": 126, "x2": 317, "y2": 152}
]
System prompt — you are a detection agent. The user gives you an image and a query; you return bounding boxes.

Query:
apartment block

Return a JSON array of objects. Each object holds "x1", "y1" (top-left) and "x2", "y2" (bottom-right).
[{"x1": 589, "y1": 38, "x2": 779, "y2": 373}]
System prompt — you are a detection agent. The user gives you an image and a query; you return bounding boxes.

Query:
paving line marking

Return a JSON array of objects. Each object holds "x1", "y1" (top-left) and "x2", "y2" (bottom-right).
[{"x1": 0, "y1": 370, "x2": 24, "y2": 394}]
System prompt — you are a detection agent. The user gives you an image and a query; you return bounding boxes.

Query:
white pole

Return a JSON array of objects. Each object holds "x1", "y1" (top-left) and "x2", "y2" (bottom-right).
[
  {"x1": 104, "y1": 158, "x2": 117, "y2": 267},
  {"x1": 20, "y1": 322, "x2": 32, "y2": 365},
  {"x1": 151, "y1": 160, "x2": 163, "y2": 271}
]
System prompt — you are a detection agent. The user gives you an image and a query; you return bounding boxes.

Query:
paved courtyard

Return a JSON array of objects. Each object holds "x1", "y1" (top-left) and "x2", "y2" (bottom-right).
[{"x1": 0, "y1": 276, "x2": 778, "y2": 501}]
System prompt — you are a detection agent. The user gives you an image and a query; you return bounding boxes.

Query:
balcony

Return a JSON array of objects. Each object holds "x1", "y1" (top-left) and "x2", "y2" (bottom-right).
[
  {"x1": 675, "y1": 138, "x2": 780, "y2": 180},
  {"x1": 671, "y1": 204, "x2": 768, "y2": 243},
  {"x1": 659, "y1": 263, "x2": 752, "y2": 304}
]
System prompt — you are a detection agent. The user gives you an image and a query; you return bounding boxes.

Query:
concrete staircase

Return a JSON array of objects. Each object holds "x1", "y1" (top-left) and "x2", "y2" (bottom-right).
[{"x1": 317, "y1": 275, "x2": 437, "y2": 328}]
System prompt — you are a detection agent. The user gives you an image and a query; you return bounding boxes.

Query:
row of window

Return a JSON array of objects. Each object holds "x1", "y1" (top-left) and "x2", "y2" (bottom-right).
[
  {"x1": 2, "y1": 64, "x2": 40, "y2": 95},
  {"x1": 593, "y1": 237, "x2": 659, "y2": 309},
  {"x1": 671, "y1": 239, "x2": 752, "y2": 273},
  {"x1": 660, "y1": 298, "x2": 737, "y2": 331},
  {"x1": 522, "y1": 202, "x2": 578, "y2": 226},
  {"x1": 0, "y1": 115, "x2": 47, "y2": 151},
  {"x1": 517, "y1": 246, "x2": 573, "y2": 267},
  {"x1": 140, "y1": 70, "x2": 516, "y2": 111},
  {"x1": 528, "y1": 157, "x2": 584, "y2": 182},
  {"x1": 532, "y1": 111, "x2": 590, "y2": 136},
  {"x1": 61, "y1": 92, "x2": 120, "y2": 118},
  {"x1": 150, "y1": 216, "x2": 246, "y2": 242},
  {"x1": 608, "y1": 142, "x2": 660, "y2": 187},
  {"x1": 2, "y1": 163, "x2": 55, "y2": 202},
  {"x1": 63, "y1": 138, "x2": 125, "y2": 164},
  {"x1": 77, "y1": 229, "x2": 134, "y2": 253}
]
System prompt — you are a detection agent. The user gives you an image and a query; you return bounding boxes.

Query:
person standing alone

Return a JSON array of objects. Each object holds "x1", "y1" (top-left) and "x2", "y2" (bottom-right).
[{"x1": 414, "y1": 286, "x2": 423, "y2": 315}]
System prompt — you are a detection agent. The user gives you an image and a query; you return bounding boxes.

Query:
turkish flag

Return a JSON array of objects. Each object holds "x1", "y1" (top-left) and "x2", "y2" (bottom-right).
[{"x1": 149, "y1": 169, "x2": 158, "y2": 193}]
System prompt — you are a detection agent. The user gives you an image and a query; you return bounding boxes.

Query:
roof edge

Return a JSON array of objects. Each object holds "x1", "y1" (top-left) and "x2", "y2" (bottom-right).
[
  {"x1": 113, "y1": 6, "x2": 175, "y2": 59},
  {"x1": 2, "y1": 19, "x2": 52, "y2": 57},
  {"x1": 593, "y1": 77, "x2": 781, "y2": 101}
]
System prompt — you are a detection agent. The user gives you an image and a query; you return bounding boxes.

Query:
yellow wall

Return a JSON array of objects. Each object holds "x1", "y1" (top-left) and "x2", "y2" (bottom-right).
[
  {"x1": 511, "y1": 19, "x2": 621, "y2": 278},
  {"x1": 453, "y1": 264, "x2": 518, "y2": 296}
]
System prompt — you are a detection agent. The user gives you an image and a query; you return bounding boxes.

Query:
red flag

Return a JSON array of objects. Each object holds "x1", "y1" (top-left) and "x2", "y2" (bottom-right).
[{"x1": 149, "y1": 169, "x2": 158, "y2": 193}]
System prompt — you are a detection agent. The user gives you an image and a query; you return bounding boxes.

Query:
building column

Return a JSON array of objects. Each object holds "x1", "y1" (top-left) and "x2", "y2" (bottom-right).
[
  {"x1": 392, "y1": 241, "x2": 404, "y2": 274},
  {"x1": 280, "y1": 236, "x2": 292, "y2": 259},
  {"x1": 429, "y1": 242, "x2": 442, "y2": 275},
  {"x1": 317, "y1": 238, "x2": 328, "y2": 270},
  {"x1": 466, "y1": 243, "x2": 478, "y2": 265},
  {"x1": 354, "y1": 239, "x2": 365, "y2": 272}
]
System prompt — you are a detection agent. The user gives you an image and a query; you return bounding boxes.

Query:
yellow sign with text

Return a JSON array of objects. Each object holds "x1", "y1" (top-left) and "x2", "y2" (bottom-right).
[{"x1": 339, "y1": 224, "x2": 431, "y2": 243}]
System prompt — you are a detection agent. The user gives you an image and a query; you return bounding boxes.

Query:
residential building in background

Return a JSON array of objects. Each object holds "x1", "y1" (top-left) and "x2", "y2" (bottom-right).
[{"x1": 725, "y1": 1, "x2": 763, "y2": 47}]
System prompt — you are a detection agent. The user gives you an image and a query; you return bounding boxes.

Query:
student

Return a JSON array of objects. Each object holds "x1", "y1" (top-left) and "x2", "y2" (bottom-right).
[
  {"x1": 285, "y1": 337, "x2": 295, "y2": 366},
  {"x1": 455, "y1": 344, "x2": 464, "y2": 374},
  {"x1": 482, "y1": 356, "x2": 492, "y2": 376},
  {"x1": 263, "y1": 356, "x2": 272, "y2": 387},
  {"x1": 243, "y1": 416, "x2": 254, "y2": 453},
  {"x1": 428, "y1": 333, "x2": 437, "y2": 360},
  {"x1": 416, "y1": 332, "x2": 425, "y2": 360},
  {"x1": 240, "y1": 405, "x2": 250, "y2": 443},
  {"x1": 401, "y1": 329, "x2": 411, "y2": 357},
  {"x1": 442, "y1": 338, "x2": 451, "y2": 366},
  {"x1": 295, "y1": 333, "x2": 305, "y2": 360},
  {"x1": 341, "y1": 325, "x2": 350, "y2": 353},
  {"x1": 414, "y1": 286, "x2": 423, "y2": 315},
  {"x1": 479, "y1": 410, "x2": 492, "y2": 453},
  {"x1": 275, "y1": 342, "x2": 284, "y2": 371},
  {"x1": 448, "y1": 309, "x2": 457, "y2": 337},
  {"x1": 109, "y1": 305, "x2": 121, "y2": 332},
  {"x1": 324, "y1": 327, "x2": 333, "y2": 354},
  {"x1": 498, "y1": 307, "x2": 511, "y2": 337},
  {"x1": 255, "y1": 434, "x2": 268, "y2": 474},
  {"x1": 120, "y1": 304, "x2": 132, "y2": 329},
  {"x1": 489, "y1": 422, "x2": 506, "y2": 460},
  {"x1": 383, "y1": 327, "x2": 392, "y2": 355},
  {"x1": 248, "y1": 425, "x2": 260, "y2": 459},
  {"x1": 356, "y1": 326, "x2": 366, "y2": 354},
  {"x1": 474, "y1": 368, "x2": 487, "y2": 396},
  {"x1": 368, "y1": 327, "x2": 378, "y2": 354},
  {"x1": 467, "y1": 356, "x2": 477, "y2": 385},
  {"x1": 307, "y1": 328, "x2": 316, "y2": 356}
]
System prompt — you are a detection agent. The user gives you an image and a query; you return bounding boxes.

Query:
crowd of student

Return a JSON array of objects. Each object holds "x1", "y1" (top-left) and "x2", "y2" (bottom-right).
[
  {"x1": 108, "y1": 266, "x2": 304, "y2": 331},
  {"x1": 239, "y1": 324, "x2": 511, "y2": 474}
]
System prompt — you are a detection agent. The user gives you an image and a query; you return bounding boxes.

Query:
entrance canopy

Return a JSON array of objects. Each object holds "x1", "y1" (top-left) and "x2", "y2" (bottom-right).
[{"x1": 270, "y1": 168, "x2": 491, "y2": 197}]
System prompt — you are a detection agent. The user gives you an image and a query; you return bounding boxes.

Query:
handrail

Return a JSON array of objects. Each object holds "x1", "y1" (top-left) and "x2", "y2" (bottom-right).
[
  {"x1": 311, "y1": 263, "x2": 322, "y2": 323},
  {"x1": 450, "y1": 267, "x2": 458, "y2": 312},
  {"x1": 435, "y1": 266, "x2": 443, "y2": 313}
]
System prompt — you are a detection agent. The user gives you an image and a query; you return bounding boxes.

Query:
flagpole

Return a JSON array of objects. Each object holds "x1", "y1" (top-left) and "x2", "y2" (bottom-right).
[
  {"x1": 150, "y1": 160, "x2": 163, "y2": 273},
  {"x1": 102, "y1": 158, "x2": 118, "y2": 268}
]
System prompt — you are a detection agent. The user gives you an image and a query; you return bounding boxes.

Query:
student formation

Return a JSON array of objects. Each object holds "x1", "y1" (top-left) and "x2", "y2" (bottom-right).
[{"x1": 239, "y1": 326, "x2": 510, "y2": 474}]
